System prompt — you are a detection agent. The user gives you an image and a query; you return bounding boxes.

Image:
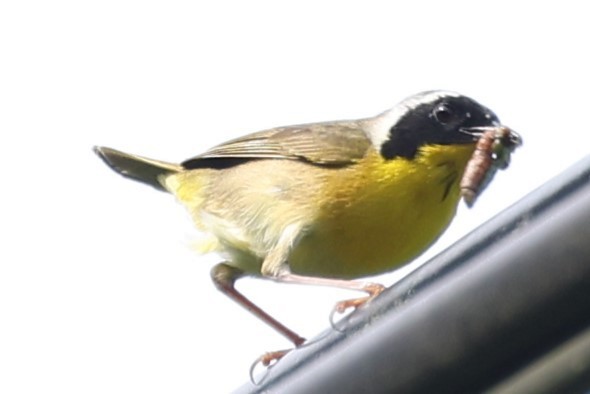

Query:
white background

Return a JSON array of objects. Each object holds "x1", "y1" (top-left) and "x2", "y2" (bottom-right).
[{"x1": 1, "y1": 1, "x2": 589, "y2": 393}]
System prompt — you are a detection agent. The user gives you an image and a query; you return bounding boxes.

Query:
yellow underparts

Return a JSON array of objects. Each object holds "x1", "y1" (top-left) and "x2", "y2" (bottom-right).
[
  {"x1": 167, "y1": 143, "x2": 475, "y2": 279},
  {"x1": 289, "y1": 143, "x2": 476, "y2": 278}
]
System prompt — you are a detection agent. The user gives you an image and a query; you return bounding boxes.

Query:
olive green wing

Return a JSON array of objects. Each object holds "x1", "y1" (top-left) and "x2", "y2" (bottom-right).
[{"x1": 181, "y1": 121, "x2": 372, "y2": 169}]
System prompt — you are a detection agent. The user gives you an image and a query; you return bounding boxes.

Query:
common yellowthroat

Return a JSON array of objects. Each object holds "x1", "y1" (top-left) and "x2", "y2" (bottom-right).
[{"x1": 94, "y1": 90, "x2": 520, "y2": 365}]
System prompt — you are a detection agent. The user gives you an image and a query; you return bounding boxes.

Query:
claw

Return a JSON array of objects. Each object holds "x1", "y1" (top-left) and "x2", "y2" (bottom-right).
[
  {"x1": 334, "y1": 295, "x2": 373, "y2": 314},
  {"x1": 249, "y1": 348, "x2": 292, "y2": 385},
  {"x1": 329, "y1": 283, "x2": 386, "y2": 330},
  {"x1": 260, "y1": 349, "x2": 292, "y2": 367}
]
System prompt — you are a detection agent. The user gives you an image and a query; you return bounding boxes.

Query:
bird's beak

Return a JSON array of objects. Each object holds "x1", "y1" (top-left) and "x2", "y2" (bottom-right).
[{"x1": 460, "y1": 125, "x2": 523, "y2": 149}]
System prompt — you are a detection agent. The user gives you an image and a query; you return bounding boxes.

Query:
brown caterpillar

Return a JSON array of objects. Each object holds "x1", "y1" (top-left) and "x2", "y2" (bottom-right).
[{"x1": 461, "y1": 127, "x2": 520, "y2": 207}]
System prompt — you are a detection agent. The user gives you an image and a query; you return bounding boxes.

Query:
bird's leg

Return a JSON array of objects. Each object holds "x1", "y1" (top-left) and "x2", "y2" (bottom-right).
[
  {"x1": 210, "y1": 263, "x2": 305, "y2": 366},
  {"x1": 272, "y1": 273, "x2": 386, "y2": 315}
]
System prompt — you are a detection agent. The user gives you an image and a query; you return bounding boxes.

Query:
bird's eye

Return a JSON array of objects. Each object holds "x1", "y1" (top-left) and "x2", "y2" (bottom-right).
[{"x1": 433, "y1": 104, "x2": 455, "y2": 125}]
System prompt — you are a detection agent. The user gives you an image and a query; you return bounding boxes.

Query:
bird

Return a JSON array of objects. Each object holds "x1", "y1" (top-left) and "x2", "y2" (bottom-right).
[{"x1": 94, "y1": 90, "x2": 520, "y2": 365}]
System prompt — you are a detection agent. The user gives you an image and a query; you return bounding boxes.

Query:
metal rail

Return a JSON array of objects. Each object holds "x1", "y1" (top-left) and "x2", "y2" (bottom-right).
[{"x1": 235, "y1": 155, "x2": 590, "y2": 394}]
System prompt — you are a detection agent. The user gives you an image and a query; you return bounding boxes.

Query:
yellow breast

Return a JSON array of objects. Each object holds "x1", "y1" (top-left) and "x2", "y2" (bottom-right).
[{"x1": 289, "y1": 143, "x2": 475, "y2": 278}]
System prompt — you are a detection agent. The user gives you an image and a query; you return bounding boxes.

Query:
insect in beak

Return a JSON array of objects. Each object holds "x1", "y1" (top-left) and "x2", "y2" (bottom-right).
[{"x1": 459, "y1": 126, "x2": 522, "y2": 207}]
